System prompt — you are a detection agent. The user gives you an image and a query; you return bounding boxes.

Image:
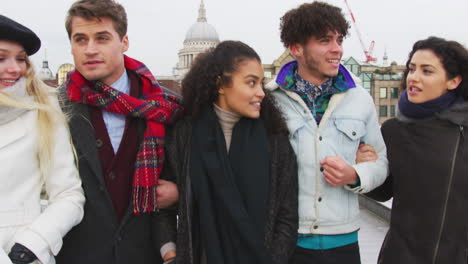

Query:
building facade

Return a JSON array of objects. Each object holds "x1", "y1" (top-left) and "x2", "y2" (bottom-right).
[
  {"x1": 344, "y1": 57, "x2": 405, "y2": 124},
  {"x1": 174, "y1": 0, "x2": 220, "y2": 80}
]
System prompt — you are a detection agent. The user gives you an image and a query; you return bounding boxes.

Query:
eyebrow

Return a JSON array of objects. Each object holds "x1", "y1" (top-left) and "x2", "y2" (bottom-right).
[
  {"x1": 409, "y1": 63, "x2": 436, "y2": 68},
  {"x1": 0, "y1": 48, "x2": 26, "y2": 54},
  {"x1": 72, "y1": 31, "x2": 112, "y2": 38},
  {"x1": 244, "y1": 74, "x2": 261, "y2": 80}
]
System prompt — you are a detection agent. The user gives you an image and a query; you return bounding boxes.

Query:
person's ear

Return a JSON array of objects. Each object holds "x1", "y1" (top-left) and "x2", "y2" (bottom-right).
[
  {"x1": 289, "y1": 43, "x2": 303, "y2": 57},
  {"x1": 447, "y1": 75, "x2": 462, "y2": 91},
  {"x1": 121, "y1": 35, "x2": 129, "y2": 53}
]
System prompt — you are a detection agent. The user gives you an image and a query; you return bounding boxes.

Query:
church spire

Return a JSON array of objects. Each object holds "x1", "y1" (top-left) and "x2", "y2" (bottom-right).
[{"x1": 197, "y1": 0, "x2": 207, "y2": 22}]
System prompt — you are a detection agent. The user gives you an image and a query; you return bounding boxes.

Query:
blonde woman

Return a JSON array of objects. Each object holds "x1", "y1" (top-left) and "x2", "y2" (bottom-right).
[{"x1": 0, "y1": 15, "x2": 84, "y2": 264}]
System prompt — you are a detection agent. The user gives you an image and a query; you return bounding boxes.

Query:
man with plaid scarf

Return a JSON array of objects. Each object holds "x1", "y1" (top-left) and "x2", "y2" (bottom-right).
[{"x1": 56, "y1": 1, "x2": 181, "y2": 264}]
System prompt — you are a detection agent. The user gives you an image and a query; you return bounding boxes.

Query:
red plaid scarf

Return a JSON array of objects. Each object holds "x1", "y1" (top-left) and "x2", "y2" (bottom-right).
[{"x1": 67, "y1": 55, "x2": 182, "y2": 214}]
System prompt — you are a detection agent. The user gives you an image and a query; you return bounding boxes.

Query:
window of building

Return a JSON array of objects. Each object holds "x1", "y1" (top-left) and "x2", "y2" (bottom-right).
[
  {"x1": 380, "y1": 105, "x2": 388, "y2": 117},
  {"x1": 391, "y1": 87, "x2": 399, "y2": 98},
  {"x1": 264, "y1": 71, "x2": 272, "y2": 79},
  {"x1": 390, "y1": 105, "x2": 396, "y2": 117},
  {"x1": 351, "y1": 64, "x2": 359, "y2": 75},
  {"x1": 380, "y1": 87, "x2": 387, "y2": 98}
]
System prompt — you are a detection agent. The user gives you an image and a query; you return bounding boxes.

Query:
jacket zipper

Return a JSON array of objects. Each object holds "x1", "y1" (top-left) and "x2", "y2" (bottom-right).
[{"x1": 431, "y1": 125, "x2": 463, "y2": 264}]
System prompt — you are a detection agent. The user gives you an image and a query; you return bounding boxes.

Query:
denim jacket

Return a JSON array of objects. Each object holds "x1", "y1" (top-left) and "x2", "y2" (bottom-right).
[{"x1": 266, "y1": 64, "x2": 388, "y2": 235}]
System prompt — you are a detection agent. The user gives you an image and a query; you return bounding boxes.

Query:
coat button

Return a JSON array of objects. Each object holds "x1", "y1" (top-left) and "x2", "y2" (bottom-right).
[
  {"x1": 109, "y1": 171, "x2": 116, "y2": 180},
  {"x1": 320, "y1": 166, "x2": 324, "y2": 172},
  {"x1": 318, "y1": 197, "x2": 322, "y2": 202},
  {"x1": 96, "y1": 139, "x2": 103, "y2": 148},
  {"x1": 352, "y1": 131, "x2": 356, "y2": 136},
  {"x1": 313, "y1": 225, "x2": 318, "y2": 229},
  {"x1": 319, "y1": 136, "x2": 322, "y2": 141}
]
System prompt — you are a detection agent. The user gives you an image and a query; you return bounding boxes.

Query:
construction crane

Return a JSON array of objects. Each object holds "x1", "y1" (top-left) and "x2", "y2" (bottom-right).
[{"x1": 343, "y1": 0, "x2": 377, "y2": 63}]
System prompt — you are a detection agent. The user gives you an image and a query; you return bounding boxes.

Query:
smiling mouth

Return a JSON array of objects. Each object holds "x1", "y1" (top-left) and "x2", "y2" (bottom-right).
[
  {"x1": 327, "y1": 59, "x2": 340, "y2": 64},
  {"x1": 1, "y1": 79, "x2": 18, "y2": 84},
  {"x1": 409, "y1": 86, "x2": 422, "y2": 92},
  {"x1": 0, "y1": 79, "x2": 19, "y2": 86},
  {"x1": 251, "y1": 102, "x2": 261, "y2": 109}
]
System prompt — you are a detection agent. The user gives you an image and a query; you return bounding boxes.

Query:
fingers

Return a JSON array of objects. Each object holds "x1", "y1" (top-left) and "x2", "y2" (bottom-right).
[
  {"x1": 323, "y1": 168, "x2": 341, "y2": 187},
  {"x1": 358, "y1": 144, "x2": 374, "y2": 153},
  {"x1": 321, "y1": 156, "x2": 357, "y2": 187},
  {"x1": 156, "y1": 180, "x2": 179, "y2": 208},
  {"x1": 158, "y1": 179, "x2": 170, "y2": 185},
  {"x1": 321, "y1": 156, "x2": 345, "y2": 171}
]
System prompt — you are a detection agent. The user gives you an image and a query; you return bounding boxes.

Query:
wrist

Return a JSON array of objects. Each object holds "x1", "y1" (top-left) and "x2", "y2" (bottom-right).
[
  {"x1": 163, "y1": 250, "x2": 176, "y2": 261},
  {"x1": 347, "y1": 168, "x2": 359, "y2": 186},
  {"x1": 162, "y1": 256, "x2": 176, "y2": 264}
]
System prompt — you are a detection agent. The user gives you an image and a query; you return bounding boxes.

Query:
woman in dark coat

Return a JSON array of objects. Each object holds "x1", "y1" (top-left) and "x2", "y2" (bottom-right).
[
  {"x1": 366, "y1": 37, "x2": 468, "y2": 264},
  {"x1": 164, "y1": 40, "x2": 298, "y2": 264}
]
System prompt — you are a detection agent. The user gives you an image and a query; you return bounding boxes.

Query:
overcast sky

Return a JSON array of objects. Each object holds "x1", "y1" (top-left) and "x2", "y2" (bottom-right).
[{"x1": 2, "y1": 0, "x2": 467, "y2": 76}]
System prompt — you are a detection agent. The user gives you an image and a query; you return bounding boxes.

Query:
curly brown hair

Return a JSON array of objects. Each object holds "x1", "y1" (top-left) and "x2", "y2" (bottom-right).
[
  {"x1": 401, "y1": 36, "x2": 468, "y2": 99},
  {"x1": 280, "y1": 1, "x2": 350, "y2": 48},
  {"x1": 65, "y1": 0, "x2": 128, "y2": 40},
  {"x1": 181, "y1": 40, "x2": 289, "y2": 136}
]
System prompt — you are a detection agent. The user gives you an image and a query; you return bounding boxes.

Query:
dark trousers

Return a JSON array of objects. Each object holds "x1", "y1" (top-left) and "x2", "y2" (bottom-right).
[{"x1": 291, "y1": 242, "x2": 361, "y2": 264}]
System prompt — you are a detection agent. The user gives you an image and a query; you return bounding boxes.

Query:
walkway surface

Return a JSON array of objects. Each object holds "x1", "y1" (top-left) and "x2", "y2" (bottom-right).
[{"x1": 359, "y1": 207, "x2": 389, "y2": 264}]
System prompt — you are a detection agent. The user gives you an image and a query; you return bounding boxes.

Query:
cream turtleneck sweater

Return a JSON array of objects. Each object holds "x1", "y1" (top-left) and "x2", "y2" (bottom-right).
[{"x1": 213, "y1": 104, "x2": 241, "y2": 152}]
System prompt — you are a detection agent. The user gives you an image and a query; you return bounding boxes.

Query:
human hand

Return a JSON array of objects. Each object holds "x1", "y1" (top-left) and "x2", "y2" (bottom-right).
[
  {"x1": 355, "y1": 143, "x2": 378, "y2": 163},
  {"x1": 8, "y1": 243, "x2": 37, "y2": 264},
  {"x1": 156, "y1": 179, "x2": 179, "y2": 209},
  {"x1": 162, "y1": 250, "x2": 176, "y2": 264},
  {"x1": 320, "y1": 156, "x2": 358, "y2": 187}
]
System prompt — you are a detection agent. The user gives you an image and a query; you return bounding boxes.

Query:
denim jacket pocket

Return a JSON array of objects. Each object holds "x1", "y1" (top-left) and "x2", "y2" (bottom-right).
[
  {"x1": 334, "y1": 119, "x2": 367, "y2": 163},
  {"x1": 286, "y1": 117, "x2": 306, "y2": 155}
]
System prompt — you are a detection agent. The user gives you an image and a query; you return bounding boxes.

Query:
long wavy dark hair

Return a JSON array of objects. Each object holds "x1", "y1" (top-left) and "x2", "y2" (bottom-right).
[
  {"x1": 401, "y1": 36, "x2": 468, "y2": 99},
  {"x1": 181, "y1": 40, "x2": 289, "y2": 136}
]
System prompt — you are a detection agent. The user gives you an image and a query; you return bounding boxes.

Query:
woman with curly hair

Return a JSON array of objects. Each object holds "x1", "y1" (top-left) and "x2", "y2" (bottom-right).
[
  {"x1": 366, "y1": 36, "x2": 468, "y2": 264},
  {"x1": 164, "y1": 40, "x2": 298, "y2": 264},
  {"x1": 0, "y1": 15, "x2": 84, "y2": 264}
]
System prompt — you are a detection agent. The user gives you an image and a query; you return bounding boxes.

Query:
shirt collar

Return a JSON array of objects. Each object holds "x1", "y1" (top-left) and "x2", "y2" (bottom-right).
[
  {"x1": 294, "y1": 70, "x2": 333, "y2": 93},
  {"x1": 110, "y1": 69, "x2": 131, "y2": 95}
]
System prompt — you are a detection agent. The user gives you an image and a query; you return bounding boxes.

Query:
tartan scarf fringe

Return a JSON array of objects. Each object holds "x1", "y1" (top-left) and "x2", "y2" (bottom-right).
[
  {"x1": 132, "y1": 185, "x2": 158, "y2": 214},
  {"x1": 66, "y1": 55, "x2": 182, "y2": 214}
]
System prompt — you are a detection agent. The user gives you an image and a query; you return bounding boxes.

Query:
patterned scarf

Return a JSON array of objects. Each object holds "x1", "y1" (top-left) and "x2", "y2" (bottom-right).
[
  {"x1": 66, "y1": 55, "x2": 183, "y2": 214},
  {"x1": 276, "y1": 61, "x2": 355, "y2": 123}
]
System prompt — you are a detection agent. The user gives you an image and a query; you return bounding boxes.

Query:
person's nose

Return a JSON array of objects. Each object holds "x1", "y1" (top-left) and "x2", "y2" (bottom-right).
[
  {"x1": 407, "y1": 70, "x2": 420, "y2": 83},
  {"x1": 257, "y1": 86, "x2": 265, "y2": 99},
  {"x1": 84, "y1": 40, "x2": 98, "y2": 56},
  {"x1": 330, "y1": 40, "x2": 343, "y2": 54},
  {"x1": 5, "y1": 59, "x2": 22, "y2": 75}
]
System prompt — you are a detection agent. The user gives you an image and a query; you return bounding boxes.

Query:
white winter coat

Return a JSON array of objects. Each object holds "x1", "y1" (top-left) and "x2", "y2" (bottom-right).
[{"x1": 0, "y1": 90, "x2": 84, "y2": 264}]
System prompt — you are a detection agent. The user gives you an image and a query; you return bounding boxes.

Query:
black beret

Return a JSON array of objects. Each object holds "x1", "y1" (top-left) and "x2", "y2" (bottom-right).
[{"x1": 0, "y1": 15, "x2": 41, "y2": 56}]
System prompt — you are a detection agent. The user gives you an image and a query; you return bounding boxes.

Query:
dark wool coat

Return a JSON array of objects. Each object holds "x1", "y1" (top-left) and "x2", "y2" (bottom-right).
[
  {"x1": 367, "y1": 103, "x2": 468, "y2": 264},
  {"x1": 56, "y1": 86, "x2": 176, "y2": 264},
  {"x1": 163, "y1": 119, "x2": 298, "y2": 264}
]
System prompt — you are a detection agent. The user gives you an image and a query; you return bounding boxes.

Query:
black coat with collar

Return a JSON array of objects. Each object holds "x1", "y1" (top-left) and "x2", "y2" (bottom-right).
[
  {"x1": 163, "y1": 118, "x2": 298, "y2": 264},
  {"x1": 367, "y1": 103, "x2": 468, "y2": 264},
  {"x1": 55, "y1": 87, "x2": 176, "y2": 264}
]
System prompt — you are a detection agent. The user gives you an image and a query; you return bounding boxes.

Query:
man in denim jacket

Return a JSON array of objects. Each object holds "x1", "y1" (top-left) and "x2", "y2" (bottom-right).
[{"x1": 266, "y1": 2, "x2": 388, "y2": 264}]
